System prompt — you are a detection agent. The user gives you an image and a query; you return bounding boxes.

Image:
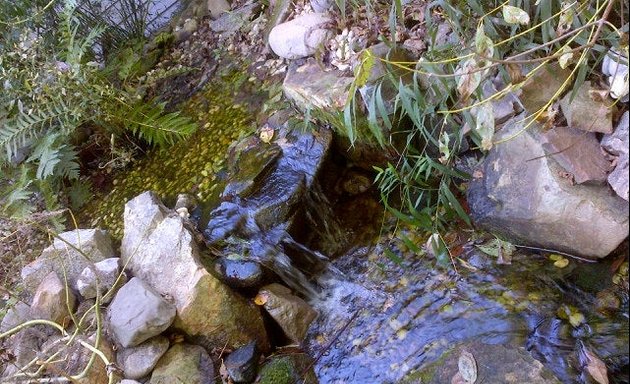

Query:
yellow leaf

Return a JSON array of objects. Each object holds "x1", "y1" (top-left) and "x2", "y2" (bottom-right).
[
  {"x1": 558, "y1": 46, "x2": 573, "y2": 69},
  {"x1": 554, "y1": 258, "x2": 569, "y2": 268},
  {"x1": 569, "y1": 312, "x2": 585, "y2": 327},
  {"x1": 259, "y1": 126, "x2": 274, "y2": 143},
  {"x1": 254, "y1": 292, "x2": 268, "y2": 306}
]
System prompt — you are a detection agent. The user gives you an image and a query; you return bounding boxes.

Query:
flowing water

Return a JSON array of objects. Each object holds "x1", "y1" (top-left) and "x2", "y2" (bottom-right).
[{"x1": 305, "y1": 229, "x2": 629, "y2": 383}]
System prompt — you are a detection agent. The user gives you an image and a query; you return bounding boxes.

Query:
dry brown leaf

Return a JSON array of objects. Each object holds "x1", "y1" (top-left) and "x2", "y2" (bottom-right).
[{"x1": 583, "y1": 348, "x2": 609, "y2": 384}]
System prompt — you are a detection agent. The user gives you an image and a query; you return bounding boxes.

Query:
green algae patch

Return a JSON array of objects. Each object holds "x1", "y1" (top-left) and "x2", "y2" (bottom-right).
[
  {"x1": 257, "y1": 354, "x2": 317, "y2": 384},
  {"x1": 79, "y1": 78, "x2": 255, "y2": 240}
]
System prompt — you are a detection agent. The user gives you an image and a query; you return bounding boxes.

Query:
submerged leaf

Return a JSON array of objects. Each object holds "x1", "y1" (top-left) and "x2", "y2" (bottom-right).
[{"x1": 582, "y1": 347, "x2": 609, "y2": 384}]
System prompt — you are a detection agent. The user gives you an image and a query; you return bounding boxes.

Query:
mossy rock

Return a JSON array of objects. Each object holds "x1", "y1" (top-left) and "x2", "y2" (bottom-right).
[{"x1": 256, "y1": 354, "x2": 318, "y2": 384}]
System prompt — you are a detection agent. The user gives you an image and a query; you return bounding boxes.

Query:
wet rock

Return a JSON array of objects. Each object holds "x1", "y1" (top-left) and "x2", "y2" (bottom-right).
[
  {"x1": 258, "y1": 283, "x2": 318, "y2": 343},
  {"x1": 414, "y1": 341, "x2": 560, "y2": 383},
  {"x1": 519, "y1": 62, "x2": 571, "y2": 115},
  {"x1": 121, "y1": 191, "x2": 270, "y2": 351},
  {"x1": 215, "y1": 257, "x2": 265, "y2": 288},
  {"x1": 560, "y1": 81, "x2": 614, "y2": 134},
  {"x1": 21, "y1": 228, "x2": 115, "y2": 299},
  {"x1": 283, "y1": 60, "x2": 353, "y2": 113},
  {"x1": 225, "y1": 341, "x2": 260, "y2": 383},
  {"x1": 77, "y1": 257, "x2": 125, "y2": 303},
  {"x1": 107, "y1": 277, "x2": 176, "y2": 348},
  {"x1": 542, "y1": 126, "x2": 612, "y2": 184},
  {"x1": 150, "y1": 343, "x2": 214, "y2": 384},
  {"x1": 117, "y1": 335, "x2": 170, "y2": 380},
  {"x1": 602, "y1": 112, "x2": 629, "y2": 201},
  {"x1": 268, "y1": 13, "x2": 333, "y2": 59},
  {"x1": 41, "y1": 333, "x2": 117, "y2": 384},
  {"x1": 467, "y1": 114, "x2": 629, "y2": 258},
  {"x1": 256, "y1": 354, "x2": 318, "y2": 384},
  {"x1": 31, "y1": 271, "x2": 76, "y2": 326}
]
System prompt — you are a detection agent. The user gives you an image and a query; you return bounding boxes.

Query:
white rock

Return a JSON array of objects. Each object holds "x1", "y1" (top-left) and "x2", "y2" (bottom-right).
[
  {"x1": 268, "y1": 13, "x2": 333, "y2": 59},
  {"x1": 21, "y1": 229, "x2": 115, "y2": 298},
  {"x1": 602, "y1": 112, "x2": 630, "y2": 201},
  {"x1": 107, "y1": 277, "x2": 176, "y2": 348},
  {"x1": 76, "y1": 257, "x2": 126, "y2": 303}
]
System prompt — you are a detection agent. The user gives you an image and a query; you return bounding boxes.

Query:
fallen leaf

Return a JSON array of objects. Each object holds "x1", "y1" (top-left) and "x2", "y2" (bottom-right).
[
  {"x1": 520, "y1": 62, "x2": 571, "y2": 114},
  {"x1": 583, "y1": 348, "x2": 609, "y2": 384},
  {"x1": 259, "y1": 126, "x2": 274, "y2": 143},
  {"x1": 502, "y1": 5, "x2": 530, "y2": 25},
  {"x1": 254, "y1": 292, "x2": 268, "y2": 306},
  {"x1": 553, "y1": 257, "x2": 569, "y2": 268}
]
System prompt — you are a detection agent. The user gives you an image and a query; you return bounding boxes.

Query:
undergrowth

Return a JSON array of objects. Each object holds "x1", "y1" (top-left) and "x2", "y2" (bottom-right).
[
  {"x1": 331, "y1": 0, "x2": 627, "y2": 266},
  {"x1": 0, "y1": 0, "x2": 196, "y2": 222}
]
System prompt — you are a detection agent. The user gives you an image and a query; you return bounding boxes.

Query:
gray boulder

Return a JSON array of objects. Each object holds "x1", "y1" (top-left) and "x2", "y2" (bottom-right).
[
  {"x1": 268, "y1": 13, "x2": 333, "y2": 59},
  {"x1": 602, "y1": 111, "x2": 629, "y2": 201},
  {"x1": 467, "y1": 114, "x2": 629, "y2": 258},
  {"x1": 121, "y1": 191, "x2": 270, "y2": 351},
  {"x1": 107, "y1": 277, "x2": 176, "y2": 348},
  {"x1": 76, "y1": 257, "x2": 126, "y2": 303},
  {"x1": 117, "y1": 335, "x2": 170, "y2": 380},
  {"x1": 150, "y1": 343, "x2": 214, "y2": 384},
  {"x1": 21, "y1": 229, "x2": 115, "y2": 298}
]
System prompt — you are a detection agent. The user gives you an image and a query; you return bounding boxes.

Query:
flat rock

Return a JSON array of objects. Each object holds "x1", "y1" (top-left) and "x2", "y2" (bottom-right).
[
  {"x1": 117, "y1": 336, "x2": 170, "y2": 380},
  {"x1": 121, "y1": 191, "x2": 270, "y2": 351},
  {"x1": 21, "y1": 228, "x2": 115, "y2": 298},
  {"x1": 150, "y1": 343, "x2": 214, "y2": 384},
  {"x1": 258, "y1": 283, "x2": 318, "y2": 343},
  {"x1": 107, "y1": 277, "x2": 176, "y2": 348},
  {"x1": 560, "y1": 81, "x2": 614, "y2": 133},
  {"x1": 416, "y1": 341, "x2": 560, "y2": 383},
  {"x1": 602, "y1": 111, "x2": 629, "y2": 201},
  {"x1": 268, "y1": 13, "x2": 333, "y2": 59},
  {"x1": 77, "y1": 257, "x2": 126, "y2": 303},
  {"x1": 519, "y1": 62, "x2": 571, "y2": 115},
  {"x1": 542, "y1": 126, "x2": 612, "y2": 184},
  {"x1": 467, "y1": 114, "x2": 629, "y2": 259},
  {"x1": 283, "y1": 60, "x2": 353, "y2": 112},
  {"x1": 31, "y1": 271, "x2": 76, "y2": 326}
]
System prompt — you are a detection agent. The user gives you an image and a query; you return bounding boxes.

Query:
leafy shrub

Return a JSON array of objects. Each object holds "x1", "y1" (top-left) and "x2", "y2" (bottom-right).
[{"x1": 0, "y1": 0, "x2": 196, "y2": 218}]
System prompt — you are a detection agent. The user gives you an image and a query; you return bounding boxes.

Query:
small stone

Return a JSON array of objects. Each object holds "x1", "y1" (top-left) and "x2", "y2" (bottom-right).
[
  {"x1": 31, "y1": 271, "x2": 76, "y2": 327},
  {"x1": 560, "y1": 81, "x2": 614, "y2": 134},
  {"x1": 225, "y1": 341, "x2": 259, "y2": 383},
  {"x1": 258, "y1": 283, "x2": 318, "y2": 343},
  {"x1": 107, "y1": 277, "x2": 176, "y2": 348},
  {"x1": 117, "y1": 336, "x2": 170, "y2": 380},
  {"x1": 150, "y1": 343, "x2": 215, "y2": 384},
  {"x1": 76, "y1": 257, "x2": 125, "y2": 303}
]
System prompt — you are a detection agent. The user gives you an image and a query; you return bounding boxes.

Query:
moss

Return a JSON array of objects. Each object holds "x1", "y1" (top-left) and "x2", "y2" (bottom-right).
[
  {"x1": 78, "y1": 75, "x2": 255, "y2": 239},
  {"x1": 258, "y1": 357, "x2": 295, "y2": 384}
]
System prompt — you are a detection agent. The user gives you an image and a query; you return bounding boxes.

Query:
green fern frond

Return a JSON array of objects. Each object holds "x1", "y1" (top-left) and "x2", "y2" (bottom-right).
[
  {"x1": 0, "y1": 165, "x2": 35, "y2": 218},
  {"x1": 111, "y1": 100, "x2": 197, "y2": 147}
]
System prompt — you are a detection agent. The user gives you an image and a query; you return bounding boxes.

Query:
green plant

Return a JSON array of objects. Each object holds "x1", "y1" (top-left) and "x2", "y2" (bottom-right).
[{"x1": 0, "y1": 0, "x2": 196, "y2": 219}]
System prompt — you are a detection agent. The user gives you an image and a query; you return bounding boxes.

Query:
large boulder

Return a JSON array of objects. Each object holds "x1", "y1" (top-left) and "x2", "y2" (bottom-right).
[
  {"x1": 268, "y1": 13, "x2": 333, "y2": 59},
  {"x1": 21, "y1": 229, "x2": 115, "y2": 298},
  {"x1": 107, "y1": 277, "x2": 176, "y2": 348},
  {"x1": 467, "y1": 114, "x2": 629, "y2": 258},
  {"x1": 121, "y1": 191, "x2": 270, "y2": 351}
]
